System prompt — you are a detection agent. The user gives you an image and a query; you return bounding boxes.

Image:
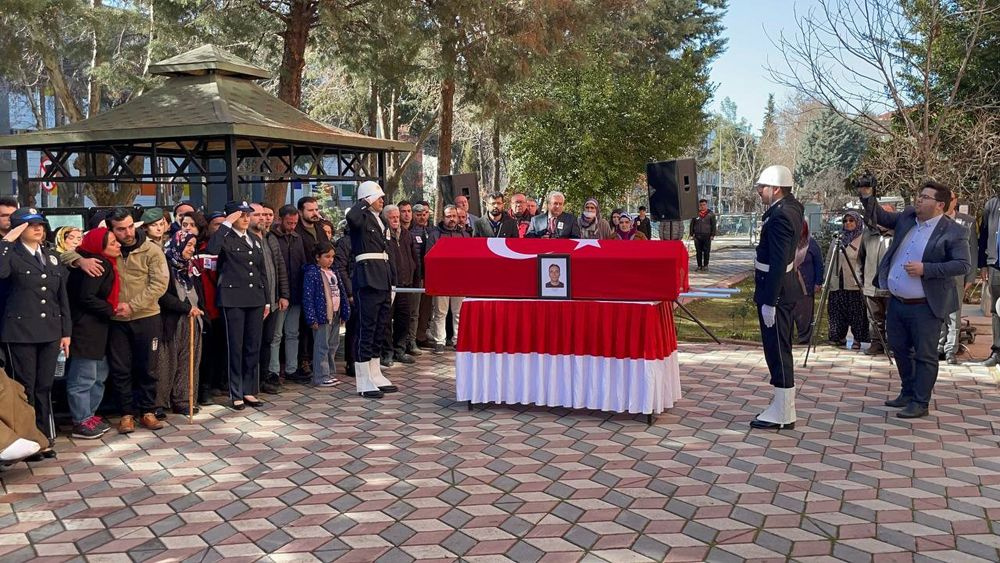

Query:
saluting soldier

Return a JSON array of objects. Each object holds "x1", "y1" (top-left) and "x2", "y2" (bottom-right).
[
  {"x1": 0, "y1": 208, "x2": 71, "y2": 458},
  {"x1": 208, "y1": 201, "x2": 270, "y2": 410},
  {"x1": 347, "y1": 181, "x2": 398, "y2": 399},
  {"x1": 751, "y1": 165, "x2": 804, "y2": 431}
]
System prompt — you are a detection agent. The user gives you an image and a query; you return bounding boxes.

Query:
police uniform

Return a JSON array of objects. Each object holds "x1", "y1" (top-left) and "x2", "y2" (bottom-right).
[
  {"x1": 346, "y1": 183, "x2": 398, "y2": 398},
  {"x1": 752, "y1": 185, "x2": 804, "y2": 430},
  {"x1": 0, "y1": 208, "x2": 71, "y2": 441},
  {"x1": 207, "y1": 201, "x2": 270, "y2": 407}
]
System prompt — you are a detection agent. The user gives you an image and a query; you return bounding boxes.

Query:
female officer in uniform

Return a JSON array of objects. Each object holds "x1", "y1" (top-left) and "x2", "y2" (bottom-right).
[
  {"x1": 0, "y1": 208, "x2": 71, "y2": 456},
  {"x1": 208, "y1": 201, "x2": 270, "y2": 410}
]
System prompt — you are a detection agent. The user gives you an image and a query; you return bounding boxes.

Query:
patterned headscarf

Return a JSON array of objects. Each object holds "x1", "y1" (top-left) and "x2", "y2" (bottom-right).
[
  {"x1": 164, "y1": 230, "x2": 200, "y2": 289},
  {"x1": 841, "y1": 210, "x2": 863, "y2": 247}
]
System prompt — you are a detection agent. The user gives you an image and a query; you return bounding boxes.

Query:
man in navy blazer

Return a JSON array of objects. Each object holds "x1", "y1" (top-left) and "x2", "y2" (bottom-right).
[{"x1": 859, "y1": 180, "x2": 970, "y2": 418}]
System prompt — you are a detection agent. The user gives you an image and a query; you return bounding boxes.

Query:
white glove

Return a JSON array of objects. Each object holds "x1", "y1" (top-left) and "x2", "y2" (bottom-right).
[{"x1": 761, "y1": 304, "x2": 776, "y2": 328}]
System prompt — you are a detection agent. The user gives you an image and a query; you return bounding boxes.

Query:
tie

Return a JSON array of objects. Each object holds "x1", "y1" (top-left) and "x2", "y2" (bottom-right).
[
  {"x1": 548, "y1": 216, "x2": 556, "y2": 235},
  {"x1": 35, "y1": 250, "x2": 45, "y2": 267}
]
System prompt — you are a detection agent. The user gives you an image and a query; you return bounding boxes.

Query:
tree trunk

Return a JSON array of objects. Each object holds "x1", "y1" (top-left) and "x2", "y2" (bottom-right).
[
  {"x1": 87, "y1": 0, "x2": 103, "y2": 118},
  {"x1": 436, "y1": 40, "x2": 457, "y2": 216},
  {"x1": 492, "y1": 117, "x2": 501, "y2": 192},
  {"x1": 266, "y1": 0, "x2": 316, "y2": 213},
  {"x1": 38, "y1": 46, "x2": 84, "y2": 123}
]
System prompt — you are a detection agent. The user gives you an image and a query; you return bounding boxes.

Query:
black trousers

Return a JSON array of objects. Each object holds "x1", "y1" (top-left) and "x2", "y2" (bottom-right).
[
  {"x1": 200, "y1": 318, "x2": 228, "y2": 397},
  {"x1": 886, "y1": 298, "x2": 940, "y2": 407},
  {"x1": 5, "y1": 340, "x2": 59, "y2": 439},
  {"x1": 222, "y1": 306, "x2": 265, "y2": 400},
  {"x1": 258, "y1": 305, "x2": 279, "y2": 386},
  {"x1": 758, "y1": 299, "x2": 796, "y2": 388},
  {"x1": 344, "y1": 306, "x2": 358, "y2": 371},
  {"x1": 108, "y1": 316, "x2": 161, "y2": 416},
  {"x1": 694, "y1": 235, "x2": 712, "y2": 267},
  {"x1": 355, "y1": 286, "x2": 391, "y2": 363},
  {"x1": 391, "y1": 291, "x2": 417, "y2": 357}
]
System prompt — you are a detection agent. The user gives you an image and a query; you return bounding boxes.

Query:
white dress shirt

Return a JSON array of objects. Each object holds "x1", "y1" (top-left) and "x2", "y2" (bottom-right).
[{"x1": 887, "y1": 214, "x2": 943, "y2": 299}]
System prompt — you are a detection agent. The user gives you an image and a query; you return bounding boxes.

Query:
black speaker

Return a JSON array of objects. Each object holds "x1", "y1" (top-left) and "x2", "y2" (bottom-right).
[
  {"x1": 646, "y1": 158, "x2": 698, "y2": 221},
  {"x1": 439, "y1": 173, "x2": 481, "y2": 216}
]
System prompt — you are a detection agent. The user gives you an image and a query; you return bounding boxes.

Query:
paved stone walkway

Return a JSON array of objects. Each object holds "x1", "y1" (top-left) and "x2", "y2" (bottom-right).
[{"x1": 2, "y1": 338, "x2": 1000, "y2": 562}]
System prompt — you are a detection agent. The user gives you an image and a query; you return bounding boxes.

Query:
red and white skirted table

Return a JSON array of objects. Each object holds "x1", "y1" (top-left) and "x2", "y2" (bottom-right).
[{"x1": 455, "y1": 299, "x2": 681, "y2": 420}]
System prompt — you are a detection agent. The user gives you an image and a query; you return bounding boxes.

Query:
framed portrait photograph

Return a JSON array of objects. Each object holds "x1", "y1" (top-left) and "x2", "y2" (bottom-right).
[{"x1": 538, "y1": 254, "x2": 570, "y2": 299}]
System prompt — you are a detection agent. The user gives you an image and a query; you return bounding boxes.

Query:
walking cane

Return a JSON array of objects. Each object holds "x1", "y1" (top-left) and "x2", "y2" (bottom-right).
[{"x1": 188, "y1": 315, "x2": 195, "y2": 424}]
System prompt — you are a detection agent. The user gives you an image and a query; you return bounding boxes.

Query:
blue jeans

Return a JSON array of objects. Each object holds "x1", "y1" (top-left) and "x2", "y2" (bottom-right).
[
  {"x1": 269, "y1": 305, "x2": 301, "y2": 375},
  {"x1": 312, "y1": 319, "x2": 340, "y2": 383},
  {"x1": 886, "y1": 297, "x2": 940, "y2": 407},
  {"x1": 65, "y1": 357, "x2": 109, "y2": 424}
]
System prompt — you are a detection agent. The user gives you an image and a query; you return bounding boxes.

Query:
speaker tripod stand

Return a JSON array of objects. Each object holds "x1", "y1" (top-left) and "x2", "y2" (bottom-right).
[{"x1": 803, "y1": 234, "x2": 893, "y2": 369}]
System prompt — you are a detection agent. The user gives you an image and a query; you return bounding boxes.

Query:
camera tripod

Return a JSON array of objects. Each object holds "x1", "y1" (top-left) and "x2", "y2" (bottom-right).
[{"x1": 803, "y1": 231, "x2": 893, "y2": 368}]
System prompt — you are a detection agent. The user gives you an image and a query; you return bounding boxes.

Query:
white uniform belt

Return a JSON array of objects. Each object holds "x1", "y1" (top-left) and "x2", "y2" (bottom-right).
[
  {"x1": 356, "y1": 252, "x2": 389, "y2": 262},
  {"x1": 754, "y1": 259, "x2": 793, "y2": 273}
]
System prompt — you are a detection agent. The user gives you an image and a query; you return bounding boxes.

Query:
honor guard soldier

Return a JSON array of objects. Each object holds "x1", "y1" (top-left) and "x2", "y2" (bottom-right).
[
  {"x1": 209, "y1": 201, "x2": 270, "y2": 410},
  {"x1": 0, "y1": 208, "x2": 71, "y2": 457},
  {"x1": 347, "y1": 181, "x2": 398, "y2": 399},
  {"x1": 751, "y1": 165, "x2": 804, "y2": 430}
]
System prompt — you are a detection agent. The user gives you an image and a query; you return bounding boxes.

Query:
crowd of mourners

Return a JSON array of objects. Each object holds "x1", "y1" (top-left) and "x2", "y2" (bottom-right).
[{"x1": 0, "y1": 190, "x2": 660, "y2": 463}]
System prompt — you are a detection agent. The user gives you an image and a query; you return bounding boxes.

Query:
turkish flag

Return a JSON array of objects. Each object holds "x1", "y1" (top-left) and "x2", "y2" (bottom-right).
[{"x1": 424, "y1": 238, "x2": 689, "y2": 301}]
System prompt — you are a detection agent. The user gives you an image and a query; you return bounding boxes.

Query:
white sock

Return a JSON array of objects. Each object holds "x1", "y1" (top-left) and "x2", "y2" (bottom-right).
[{"x1": 1, "y1": 438, "x2": 41, "y2": 461}]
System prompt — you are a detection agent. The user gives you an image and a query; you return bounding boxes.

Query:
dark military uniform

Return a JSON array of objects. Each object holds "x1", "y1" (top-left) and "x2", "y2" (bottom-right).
[
  {"x1": 207, "y1": 214, "x2": 270, "y2": 403},
  {"x1": 0, "y1": 236, "x2": 72, "y2": 439},
  {"x1": 346, "y1": 199, "x2": 394, "y2": 367},
  {"x1": 754, "y1": 194, "x2": 804, "y2": 389}
]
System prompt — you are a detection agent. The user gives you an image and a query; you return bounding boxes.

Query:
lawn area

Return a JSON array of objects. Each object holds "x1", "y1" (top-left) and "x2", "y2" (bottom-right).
[{"x1": 675, "y1": 277, "x2": 829, "y2": 343}]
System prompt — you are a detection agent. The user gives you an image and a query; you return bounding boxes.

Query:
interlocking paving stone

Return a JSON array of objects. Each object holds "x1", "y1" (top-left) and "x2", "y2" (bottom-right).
[{"x1": 4, "y1": 264, "x2": 1000, "y2": 561}]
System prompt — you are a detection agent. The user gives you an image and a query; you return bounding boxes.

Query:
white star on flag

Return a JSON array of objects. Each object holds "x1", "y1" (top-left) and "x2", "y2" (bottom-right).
[{"x1": 572, "y1": 239, "x2": 602, "y2": 250}]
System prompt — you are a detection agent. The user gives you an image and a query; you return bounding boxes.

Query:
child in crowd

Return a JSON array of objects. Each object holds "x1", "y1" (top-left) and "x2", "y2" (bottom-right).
[{"x1": 302, "y1": 242, "x2": 350, "y2": 387}]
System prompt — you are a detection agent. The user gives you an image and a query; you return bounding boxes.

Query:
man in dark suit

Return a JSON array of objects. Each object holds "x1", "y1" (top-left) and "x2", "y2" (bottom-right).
[
  {"x1": 527, "y1": 191, "x2": 582, "y2": 238},
  {"x1": 474, "y1": 193, "x2": 519, "y2": 237},
  {"x1": 346, "y1": 181, "x2": 398, "y2": 399},
  {"x1": 208, "y1": 201, "x2": 270, "y2": 410},
  {"x1": 859, "y1": 180, "x2": 971, "y2": 418},
  {"x1": 751, "y1": 165, "x2": 804, "y2": 431}
]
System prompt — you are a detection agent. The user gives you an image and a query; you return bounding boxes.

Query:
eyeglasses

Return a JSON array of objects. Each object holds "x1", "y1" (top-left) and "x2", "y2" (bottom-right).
[{"x1": 915, "y1": 194, "x2": 941, "y2": 202}]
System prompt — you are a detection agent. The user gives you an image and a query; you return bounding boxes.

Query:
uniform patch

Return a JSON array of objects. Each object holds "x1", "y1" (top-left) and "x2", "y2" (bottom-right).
[
  {"x1": 48, "y1": 254, "x2": 57, "y2": 265},
  {"x1": 151, "y1": 338, "x2": 159, "y2": 352}
]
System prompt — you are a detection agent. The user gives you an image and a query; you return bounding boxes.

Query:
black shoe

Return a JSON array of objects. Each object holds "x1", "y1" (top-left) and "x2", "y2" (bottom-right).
[
  {"x1": 260, "y1": 382, "x2": 281, "y2": 394},
  {"x1": 395, "y1": 354, "x2": 416, "y2": 364},
  {"x1": 359, "y1": 390, "x2": 385, "y2": 399},
  {"x1": 980, "y1": 354, "x2": 1000, "y2": 367},
  {"x1": 198, "y1": 396, "x2": 214, "y2": 407},
  {"x1": 407, "y1": 345, "x2": 423, "y2": 357},
  {"x1": 897, "y1": 404, "x2": 929, "y2": 418},
  {"x1": 416, "y1": 340, "x2": 433, "y2": 350},
  {"x1": 946, "y1": 355, "x2": 959, "y2": 365},
  {"x1": 433, "y1": 344, "x2": 445, "y2": 355},
  {"x1": 243, "y1": 397, "x2": 264, "y2": 408},
  {"x1": 864, "y1": 345, "x2": 884, "y2": 356},
  {"x1": 24, "y1": 449, "x2": 55, "y2": 462},
  {"x1": 230, "y1": 400, "x2": 246, "y2": 411},
  {"x1": 938, "y1": 351, "x2": 947, "y2": 361},
  {"x1": 749, "y1": 418, "x2": 795, "y2": 430},
  {"x1": 154, "y1": 407, "x2": 167, "y2": 421},
  {"x1": 884, "y1": 395, "x2": 912, "y2": 408},
  {"x1": 380, "y1": 358, "x2": 394, "y2": 368},
  {"x1": 286, "y1": 370, "x2": 311, "y2": 383},
  {"x1": 378, "y1": 385, "x2": 398, "y2": 394},
  {"x1": 345, "y1": 365, "x2": 356, "y2": 378}
]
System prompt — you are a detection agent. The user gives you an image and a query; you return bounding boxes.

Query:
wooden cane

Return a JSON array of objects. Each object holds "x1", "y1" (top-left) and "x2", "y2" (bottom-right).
[{"x1": 188, "y1": 315, "x2": 195, "y2": 424}]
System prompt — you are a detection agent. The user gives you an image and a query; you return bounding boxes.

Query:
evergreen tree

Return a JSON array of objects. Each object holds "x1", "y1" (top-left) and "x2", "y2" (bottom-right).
[{"x1": 795, "y1": 108, "x2": 867, "y2": 201}]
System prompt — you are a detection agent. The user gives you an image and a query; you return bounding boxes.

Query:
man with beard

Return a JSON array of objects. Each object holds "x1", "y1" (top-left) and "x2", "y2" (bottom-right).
[
  {"x1": 382, "y1": 205, "x2": 419, "y2": 367},
  {"x1": 346, "y1": 181, "x2": 397, "y2": 398},
  {"x1": 105, "y1": 208, "x2": 170, "y2": 432},
  {"x1": 510, "y1": 193, "x2": 532, "y2": 238},
  {"x1": 0, "y1": 197, "x2": 18, "y2": 238},
  {"x1": 251, "y1": 203, "x2": 289, "y2": 394},
  {"x1": 268, "y1": 205, "x2": 307, "y2": 384},
  {"x1": 398, "y1": 200, "x2": 414, "y2": 231},
  {"x1": 474, "y1": 193, "x2": 519, "y2": 237},
  {"x1": 295, "y1": 196, "x2": 329, "y2": 377},
  {"x1": 426, "y1": 205, "x2": 471, "y2": 354},
  {"x1": 750, "y1": 165, "x2": 804, "y2": 431}
]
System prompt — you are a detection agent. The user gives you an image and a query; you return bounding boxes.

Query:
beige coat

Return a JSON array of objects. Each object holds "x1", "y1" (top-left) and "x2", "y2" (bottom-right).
[
  {"x1": 831, "y1": 237, "x2": 863, "y2": 291},
  {"x1": 0, "y1": 369, "x2": 48, "y2": 452},
  {"x1": 115, "y1": 239, "x2": 169, "y2": 322}
]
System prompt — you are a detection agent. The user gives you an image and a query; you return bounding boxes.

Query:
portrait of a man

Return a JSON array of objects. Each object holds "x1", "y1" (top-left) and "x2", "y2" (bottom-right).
[
  {"x1": 538, "y1": 255, "x2": 570, "y2": 298},
  {"x1": 545, "y1": 264, "x2": 565, "y2": 288}
]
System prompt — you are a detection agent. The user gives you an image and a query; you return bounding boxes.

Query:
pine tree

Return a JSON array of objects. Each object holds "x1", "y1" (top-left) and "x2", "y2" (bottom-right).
[{"x1": 795, "y1": 108, "x2": 867, "y2": 198}]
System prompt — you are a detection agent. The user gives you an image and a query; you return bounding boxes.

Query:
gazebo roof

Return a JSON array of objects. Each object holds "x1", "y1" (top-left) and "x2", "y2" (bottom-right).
[{"x1": 0, "y1": 44, "x2": 413, "y2": 153}]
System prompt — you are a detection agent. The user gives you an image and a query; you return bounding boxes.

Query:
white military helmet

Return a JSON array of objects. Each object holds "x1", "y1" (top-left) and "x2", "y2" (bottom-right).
[
  {"x1": 357, "y1": 180, "x2": 385, "y2": 201},
  {"x1": 756, "y1": 165, "x2": 794, "y2": 188}
]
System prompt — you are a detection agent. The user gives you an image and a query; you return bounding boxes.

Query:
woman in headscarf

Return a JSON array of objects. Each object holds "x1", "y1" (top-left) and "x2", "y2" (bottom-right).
[
  {"x1": 577, "y1": 198, "x2": 614, "y2": 240},
  {"x1": 54, "y1": 226, "x2": 83, "y2": 266},
  {"x1": 155, "y1": 231, "x2": 205, "y2": 416},
  {"x1": 615, "y1": 213, "x2": 648, "y2": 240},
  {"x1": 827, "y1": 210, "x2": 869, "y2": 349},
  {"x1": 610, "y1": 208, "x2": 624, "y2": 230},
  {"x1": 65, "y1": 227, "x2": 121, "y2": 438}
]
